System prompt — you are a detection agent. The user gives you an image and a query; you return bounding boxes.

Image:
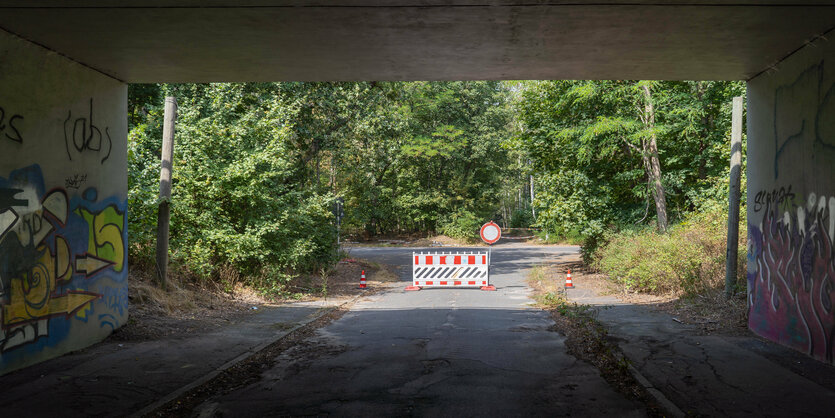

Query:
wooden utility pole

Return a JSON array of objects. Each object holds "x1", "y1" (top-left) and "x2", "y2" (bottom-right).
[
  {"x1": 156, "y1": 96, "x2": 177, "y2": 288},
  {"x1": 725, "y1": 96, "x2": 744, "y2": 298}
]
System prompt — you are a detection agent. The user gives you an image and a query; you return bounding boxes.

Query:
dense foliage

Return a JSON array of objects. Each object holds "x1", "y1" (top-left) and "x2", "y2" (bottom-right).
[
  {"x1": 129, "y1": 84, "x2": 341, "y2": 290},
  {"x1": 329, "y1": 82, "x2": 518, "y2": 237},
  {"x1": 128, "y1": 80, "x2": 746, "y2": 297},
  {"x1": 128, "y1": 82, "x2": 523, "y2": 290},
  {"x1": 513, "y1": 80, "x2": 745, "y2": 259}
]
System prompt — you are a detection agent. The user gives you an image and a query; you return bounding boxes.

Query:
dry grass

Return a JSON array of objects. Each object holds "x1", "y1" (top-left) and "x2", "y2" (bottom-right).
[
  {"x1": 577, "y1": 260, "x2": 749, "y2": 335},
  {"x1": 112, "y1": 263, "x2": 267, "y2": 342},
  {"x1": 129, "y1": 263, "x2": 268, "y2": 316},
  {"x1": 594, "y1": 208, "x2": 747, "y2": 297},
  {"x1": 251, "y1": 257, "x2": 402, "y2": 300},
  {"x1": 118, "y1": 257, "x2": 401, "y2": 343},
  {"x1": 364, "y1": 261, "x2": 399, "y2": 282},
  {"x1": 526, "y1": 265, "x2": 567, "y2": 306}
]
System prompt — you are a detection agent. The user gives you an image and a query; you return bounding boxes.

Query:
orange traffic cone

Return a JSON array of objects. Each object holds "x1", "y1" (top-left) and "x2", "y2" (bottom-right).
[
  {"x1": 359, "y1": 270, "x2": 367, "y2": 289},
  {"x1": 564, "y1": 269, "x2": 574, "y2": 289}
]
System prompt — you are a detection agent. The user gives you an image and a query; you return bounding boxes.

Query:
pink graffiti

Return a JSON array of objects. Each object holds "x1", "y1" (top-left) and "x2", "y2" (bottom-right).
[{"x1": 749, "y1": 204, "x2": 835, "y2": 363}]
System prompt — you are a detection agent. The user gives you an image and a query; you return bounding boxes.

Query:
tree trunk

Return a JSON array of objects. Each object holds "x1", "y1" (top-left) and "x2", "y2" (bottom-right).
[
  {"x1": 315, "y1": 153, "x2": 320, "y2": 188},
  {"x1": 641, "y1": 84, "x2": 668, "y2": 233},
  {"x1": 530, "y1": 173, "x2": 536, "y2": 221}
]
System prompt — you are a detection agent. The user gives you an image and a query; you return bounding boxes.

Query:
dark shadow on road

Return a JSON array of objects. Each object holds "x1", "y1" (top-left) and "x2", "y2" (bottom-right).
[
  {"x1": 0, "y1": 304, "x2": 329, "y2": 417},
  {"x1": 181, "y1": 306, "x2": 647, "y2": 417}
]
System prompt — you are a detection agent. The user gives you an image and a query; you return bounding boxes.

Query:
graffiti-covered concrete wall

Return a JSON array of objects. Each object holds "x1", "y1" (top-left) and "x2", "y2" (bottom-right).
[
  {"x1": 748, "y1": 38, "x2": 835, "y2": 364},
  {"x1": 0, "y1": 31, "x2": 127, "y2": 374}
]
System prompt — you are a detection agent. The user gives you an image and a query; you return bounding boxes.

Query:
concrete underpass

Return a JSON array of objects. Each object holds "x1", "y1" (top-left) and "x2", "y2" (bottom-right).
[{"x1": 2, "y1": 0, "x2": 835, "y2": 414}]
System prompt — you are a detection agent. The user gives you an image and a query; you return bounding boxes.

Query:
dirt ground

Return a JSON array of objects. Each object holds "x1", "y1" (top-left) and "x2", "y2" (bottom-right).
[
  {"x1": 345, "y1": 230, "x2": 556, "y2": 247},
  {"x1": 544, "y1": 255, "x2": 750, "y2": 336},
  {"x1": 285, "y1": 258, "x2": 400, "y2": 298},
  {"x1": 345, "y1": 234, "x2": 481, "y2": 247},
  {"x1": 114, "y1": 259, "x2": 399, "y2": 343}
]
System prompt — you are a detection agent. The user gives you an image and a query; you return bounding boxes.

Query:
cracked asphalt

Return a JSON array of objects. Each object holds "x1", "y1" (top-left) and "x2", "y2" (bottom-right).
[
  {"x1": 567, "y1": 271, "x2": 835, "y2": 417},
  {"x1": 192, "y1": 244, "x2": 648, "y2": 417}
]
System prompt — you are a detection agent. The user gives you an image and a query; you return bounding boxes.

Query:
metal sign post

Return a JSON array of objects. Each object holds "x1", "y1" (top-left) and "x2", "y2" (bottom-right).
[{"x1": 480, "y1": 221, "x2": 501, "y2": 291}]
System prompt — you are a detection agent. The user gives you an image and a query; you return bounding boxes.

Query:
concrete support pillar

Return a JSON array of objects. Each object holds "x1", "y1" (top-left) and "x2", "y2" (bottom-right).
[
  {"x1": 0, "y1": 31, "x2": 128, "y2": 375},
  {"x1": 747, "y1": 37, "x2": 835, "y2": 364}
]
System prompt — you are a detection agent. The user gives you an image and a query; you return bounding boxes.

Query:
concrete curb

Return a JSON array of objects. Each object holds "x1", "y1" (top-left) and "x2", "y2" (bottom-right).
[
  {"x1": 131, "y1": 293, "x2": 367, "y2": 418},
  {"x1": 626, "y1": 364, "x2": 685, "y2": 418}
]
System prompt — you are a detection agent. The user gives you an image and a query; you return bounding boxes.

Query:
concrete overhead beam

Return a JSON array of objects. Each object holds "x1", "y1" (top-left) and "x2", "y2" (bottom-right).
[{"x1": 1, "y1": 1, "x2": 834, "y2": 82}]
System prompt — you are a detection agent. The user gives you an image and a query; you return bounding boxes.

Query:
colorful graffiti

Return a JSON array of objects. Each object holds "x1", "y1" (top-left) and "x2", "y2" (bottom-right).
[
  {"x1": 748, "y1": 192, "x2": 835, "y2": 363},
  {"x1": 755, "y1": 58, "x2": 835, "y2": 363},
  {"x1": 0, "y1": 164, "x2": 126, "y2": 358}
]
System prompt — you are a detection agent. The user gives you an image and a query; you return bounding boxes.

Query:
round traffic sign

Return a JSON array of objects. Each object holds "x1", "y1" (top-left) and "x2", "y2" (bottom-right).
[{"x1": 480, "y1": 221, "x2": 502, "y2": 245}]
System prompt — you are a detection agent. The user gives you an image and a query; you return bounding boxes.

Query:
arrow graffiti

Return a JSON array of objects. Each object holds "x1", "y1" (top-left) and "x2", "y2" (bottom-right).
[
  {"x1": 0, "y1": 165, "x2": 126, "y2": 357},
  {"x1": 75, "y1": 254, "x2": 116, "y2": 277}
]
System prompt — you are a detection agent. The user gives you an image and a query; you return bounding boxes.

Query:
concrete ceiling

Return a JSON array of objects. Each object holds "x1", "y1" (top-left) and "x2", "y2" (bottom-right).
[{"x1": 1, "y1": 1, "x2": 834, "y2": 82}]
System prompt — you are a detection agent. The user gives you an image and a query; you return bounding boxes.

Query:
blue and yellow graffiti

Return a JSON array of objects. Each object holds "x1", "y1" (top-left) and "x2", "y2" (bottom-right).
[{"x1": 0, "y1": 164, "x2": 126, "y2": 359}]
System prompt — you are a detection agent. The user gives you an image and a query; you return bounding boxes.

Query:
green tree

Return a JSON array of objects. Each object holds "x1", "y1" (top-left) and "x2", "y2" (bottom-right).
[
  {"x1": 129, "y1": 83, "x2": 338, "y2": 290},
  {"x1": 515, "y1": 80, "x2": 744, "y2": 244},
  {"x1": 127, "y1": 81, "x2": 520, "y2": 292}
]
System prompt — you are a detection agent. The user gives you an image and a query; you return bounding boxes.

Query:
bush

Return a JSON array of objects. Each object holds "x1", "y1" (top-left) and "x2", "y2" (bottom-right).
[
  {"x1": 579, "y1": 229, "x2": 609, "y2": 265},
  {"x1": 128, "y1": 84, "x2": 339, "y2": 296},
  {"x1": 593, "y1": 206, "x2": 746, "y2": 296},
  {"x1": 510, "y1": 208, "x2": 534, "y2": 228},
  {"x1": 440, "y1": 209, "x2": 482, "y2": 242}
]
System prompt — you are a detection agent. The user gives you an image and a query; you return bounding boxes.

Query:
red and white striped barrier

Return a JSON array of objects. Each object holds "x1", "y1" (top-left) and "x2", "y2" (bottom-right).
[{"x1": 407, "y1": 251, "x2": 494, "y2": 291}]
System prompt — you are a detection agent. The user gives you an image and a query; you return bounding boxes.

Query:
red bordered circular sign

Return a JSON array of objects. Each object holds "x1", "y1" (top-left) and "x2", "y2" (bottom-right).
[{"x1": 480, "y1": 221, "x2": 502, "y2": 245}]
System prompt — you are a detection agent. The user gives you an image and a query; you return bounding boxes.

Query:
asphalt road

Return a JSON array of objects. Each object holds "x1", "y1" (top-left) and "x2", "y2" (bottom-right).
[{"x1": 193, "y1": 244, "x2": 648, "y2": 417}]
